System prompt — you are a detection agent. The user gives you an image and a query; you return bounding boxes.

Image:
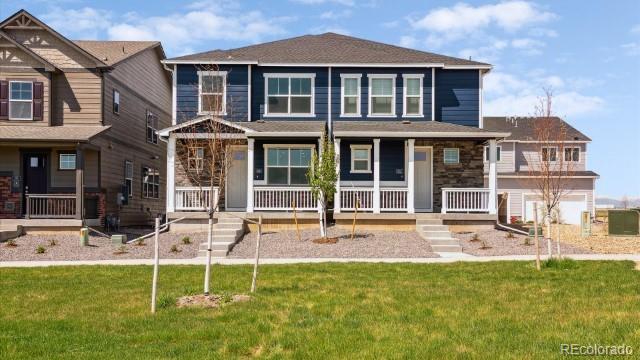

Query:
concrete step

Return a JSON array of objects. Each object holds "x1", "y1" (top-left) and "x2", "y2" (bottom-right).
[
  {"x1": 199, "y1": 242, "x2": 236, "y2": 251},
  {"x1": 214, "y1": 223, "x2": 244, "y2": 230},
  {"x1": 416, "y1": 219, "x2": 443, "y2": 226},
  {"x1": 420, "y1": 230, "x2": 453, "y2": 238},
  {"x1": 431, "y1": 244, "x2": 463, "y2": 252},
  {"x1": 418, "y1": 224, "x2": 449, "y2": 232},
  {"x1": 217, "y1": 217, "x2": 245, "y2": 224},
  {"x1": 429, "y1": 238, "x2": 461, "y2": 246}
]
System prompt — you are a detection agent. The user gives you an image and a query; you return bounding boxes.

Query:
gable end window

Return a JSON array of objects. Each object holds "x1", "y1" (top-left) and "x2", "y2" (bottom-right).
[
  {"x1": 340, "y1": 74, "x2": 361, "y2": 117},
  {"x1": 564, "y1": 147, "x2": 580, "y2": 162},
  {"x1": 403, "y1": 75, "x2": 423, "y2": 117},
  {"x1": 483, "y1": 145, "x2": 502, "y2": 162},
  {"x1": 142, "y1": 166, "x2": 160, "y2": 199},
  {"x1": 350, "y1": 145, "x2": 372, "y2": 173},
  {"x1": 58, "y1": 153, "x2": 76, "y2": 170},
  {"x1": 541, "y1": 147, "x2": 557, "y2": 162},
  {"x1": 198, "y1": 70, "x2": 227, "y2": 115},
  {"x1": 265, "y1": 74, "x2": 315, "y2": 116},
  {"x1": 368, "y1": 74, "x2": 396, "y2": 117},
  {"x1": 146, "y1": 110, "x2": 158, "y2": 144},
  {"x1": 113, "y1": 89, "x2": 120, "y2": 114},
  {"x1": 124, "y1": 160, "x2": 133, "y2": 198},
  {"x1": 443, "y1": 148, "x2": 460, "y2": 164}
]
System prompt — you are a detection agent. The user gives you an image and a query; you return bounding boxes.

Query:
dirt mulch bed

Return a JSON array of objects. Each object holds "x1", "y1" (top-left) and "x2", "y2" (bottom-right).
[
  {"x1": 552, "y1": 223, "x2": 640, "y2": 254},
  {"x1": 457, "y1": 229, "x2": 594, "y2": 256},
  {"x1": 0, "y1": 232, "x2": 204, "y2": 261},
  {"x1": 228, "y1": 226, "x2": 439, "y2": 258},
  {"x1": 176, "y1": 294, "x2": 251, "y2": 308}
]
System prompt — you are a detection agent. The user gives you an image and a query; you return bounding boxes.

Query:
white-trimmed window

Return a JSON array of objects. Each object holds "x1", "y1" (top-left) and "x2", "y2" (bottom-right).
[
  {"x1": 564, "y1": 147, "x2": 580, "y2": 162},
  {"x1": 266, "y1": 145, "x2": 313, "y2": 185},
  {"x1": 340, "y1": 74, "x2": 361, "y2": 116},
  {"x1": 350, "y1": 144, "x2": 372, "y2": 173},
  {"x1": 403, "y1": 74, "x2": 423, "y2": 117},
  {"x1": 142, "y1": 166, "x2": 160, "y2": 199},
  {"x1": 368, "y1": 74, "x2": 396, "y2": 116},
  {"x1": 443, "y1": 148, "x2": 459, "y2": 164},
  {"x1": 58, "y1": 153, "x2": 76, "y2": 170},
  {"x1": 146, "y1": 110, "x2": 158, "y2": 144},
  {"x1": 198, "y1": 70, "x2": 227, "y2": 114},
  {"x1": 113, "y1": 89, "x2": 120, "y2": 114},
  {"x1": 265, "y1": 74, "x2": 315, "y2": 116},
  {"x1": 483, "y1": 145, "x2": 502, "y2": 162},
  {"x1": 188, "y1": 146, "x2": 204, "y2": 172},
  {"x1": 541, "y1": 147, "x2": 557, "y2": 162},
  {"x1": 124, "y1": 160, "x2": 133, "y2": 198},
  {"x1": 9, "y1": 81, "x2": 33, "y2": 120}
]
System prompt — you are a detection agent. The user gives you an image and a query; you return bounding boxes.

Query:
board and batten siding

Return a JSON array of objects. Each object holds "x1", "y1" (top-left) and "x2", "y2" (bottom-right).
[{"x1": 434, "y1": 69, "x2": 479, "y2": 127}]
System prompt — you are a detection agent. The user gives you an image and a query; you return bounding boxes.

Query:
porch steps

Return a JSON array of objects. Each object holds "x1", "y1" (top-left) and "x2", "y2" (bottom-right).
[
  {"x1": 197, "y1": 217, "x2": 246, "y2": 258},
  {"x1": 0, "y1": 225, "x2": 22, "y2": 243},
  {"x1": 416, "y1": 219, "x2": 462, "y2": 253}
]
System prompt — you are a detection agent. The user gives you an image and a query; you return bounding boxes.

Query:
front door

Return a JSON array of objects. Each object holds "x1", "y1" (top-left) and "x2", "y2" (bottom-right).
[
  {"x1": 226, "y1": 147, "x2": 248, "y2": 210},
  {"x1": 414, "y1": 147, "x2": 432, "y2": 211},
  {"x1": 22, "y1": 153, "x2": 48, "y2": 215}
]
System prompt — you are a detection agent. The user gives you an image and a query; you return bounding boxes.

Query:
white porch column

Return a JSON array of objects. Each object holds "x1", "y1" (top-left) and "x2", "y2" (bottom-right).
[
  {"x1": 407, "y1": 139, "x2": 415, "y2": 214},
  {"x1": 317, "y1": 137, "x2": 323, "y2": 213},
  {"x1": 373, "y1": 138, "x2": 381, "y2": 213},
  {"x1": 334, "y1": 138, "x2": 341, "y2": 214},
  {"x1": 166, "y1": 136, "x2": 176, "y2": 212},
  {"x1": 246, "y1": 138, "x2": 254, "y2": 213},
  {"x1": 488, "y1": 139, "x2": 498, "y2": 215}
]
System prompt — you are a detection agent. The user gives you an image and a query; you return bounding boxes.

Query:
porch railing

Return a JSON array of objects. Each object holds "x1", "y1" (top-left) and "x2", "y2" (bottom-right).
[
  {"x1": 175, "y1": 186, "x2": 219, "y2": 211},
  {"x1": 253, "y1": 187, "x2": 316, "y2": 211},
  {"x1": 26, "y1": 194, "x2": 76, "y2": 219},
  {"x1": 340, "y1": 188, "x2": 374, "y2": 211},
  {"x1": 441, "y1": 188, "x2": 491, "y2": 213},
  {"x1": 380, "y1": 188, "x2": 408, "y2": 211}
]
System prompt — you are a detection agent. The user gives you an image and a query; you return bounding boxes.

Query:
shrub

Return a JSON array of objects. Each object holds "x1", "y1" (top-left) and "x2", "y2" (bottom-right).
[
  {"x1": 157, "y1": 294, "x2": 175, "y2": 309},
  {"x1": 542, "y1": 258, "x2": 577, "y2": 270},
  {"x1": 6, "y1": 239, "x2": 17, "y2": 247},
  {"x1": 35, "y1": 245, "x2": 46, "y2": 254},
  {"x1": 470, "y1": 233, "x2": 480, "y2": 242},
  {"x1": 170, "y1": 244, "x2": 180, "y2": 253},
  {"x1": 220, "y1": 292, "x2": 233, "y2": 305},
  {"x1": 49, "y1": 239, "x2": 57, "y2": 246},
  {"x1": 523, "y1": 237, "x2": 532, "y2": 246},
  {"x1": 135, "y1": 238, "x2": 146, "y2": 246},
  {"x1": 479, "y1": 241, "x2": 492, "y2": 250},
  {"x1": 506, "y1": 231, "x2": 515, "y2": 239},
  {"x1": 113, "y1": 245, "x2": 128, "y2": 255},
  {"x1": 181, "y1": 236, "x2": 191, "y2": 245}
]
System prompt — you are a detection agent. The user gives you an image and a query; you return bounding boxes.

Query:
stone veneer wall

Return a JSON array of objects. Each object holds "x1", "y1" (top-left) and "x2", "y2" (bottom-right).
[
  {"x1": 0, "y1": 175, "x2": 21, "y2": 218},
  {"x1": 416, "y1": 139, "x2": 485, "y2": 212}
]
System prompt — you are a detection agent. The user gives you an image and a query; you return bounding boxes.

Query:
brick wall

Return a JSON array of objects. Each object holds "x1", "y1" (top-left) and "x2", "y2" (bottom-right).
[
  {"x1": 85, "y1": 191, "x2": 106, "y2": 225},
  {"x1": 0, "y1": 176, "x2": 21, "y2": 218}
]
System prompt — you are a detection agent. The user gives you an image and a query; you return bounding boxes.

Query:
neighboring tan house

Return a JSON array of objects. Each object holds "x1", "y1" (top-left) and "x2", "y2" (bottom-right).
[
  {"x1": 0, "y1": 9, "x2": 171, "y2": 231},
  {"x1": 483, "y1": 116, "x2": 598, "y2": 225},
  {"x1": 159, "y1": 32, "x2": 509, "y2": 250}
]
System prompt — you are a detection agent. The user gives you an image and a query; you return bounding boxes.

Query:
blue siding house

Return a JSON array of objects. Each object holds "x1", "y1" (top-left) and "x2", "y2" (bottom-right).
[{"x1": 159, "y1": 32, "x2": 508, "y2": 226}]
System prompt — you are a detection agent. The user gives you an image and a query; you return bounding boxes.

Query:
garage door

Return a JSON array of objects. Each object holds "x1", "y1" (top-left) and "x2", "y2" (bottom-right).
[{"x1": 525, "y1": 195, "x2": 587, "y2": 225}]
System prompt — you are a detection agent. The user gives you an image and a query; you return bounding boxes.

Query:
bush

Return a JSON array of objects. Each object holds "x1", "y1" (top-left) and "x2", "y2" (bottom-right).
[
  {"x1": 113, "y1": 245, "x2": 128, "y2": 255},
  {"x1": 523, "y1": 237, "x2": 532, "y2": 246},
  {"x1": 470, "y1": 233, "x2": 480, "y2": 242},
  {"x1": 479, "y1": 241, "x2": 492, "y2": 250},
  {"x1": 49, "y1": 239, "x2": 57, "y2": 246},
  {"x1": 135, "y1": 238, "x2": 146, "y2": 246},
  {"x1": 170, "y1": 244, "x2": 180, "y2": 253},
  {"x1": 542, "y1": 258, "x2": 577, "y2": 270},
  {"x1": 506, "y1": 231, "x2": 515, "y2": 239},
  {"x1": 181, "y1": 236, "x2": 191, "y2": 245},
  {"x1": 35, "y1": 245, "x2": 46, "y2": 254},
  {"x1": 6, "y1": 239, "x2": 17, "y2": 247}
]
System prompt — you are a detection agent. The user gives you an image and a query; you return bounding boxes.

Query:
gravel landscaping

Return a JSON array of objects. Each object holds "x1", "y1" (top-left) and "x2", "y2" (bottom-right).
[
  {"x1": 0, "y1": 231, "x2": 203, "y2": 261},
  {"x1": 553, "y1": 223, "x2": 640, "y2": 254},
  {"x1": 457, "y1": 228, "x2": 594, "y2": 256},
  {"x1": 228, "y1": 226, "x2": 439, "y2": 258}
]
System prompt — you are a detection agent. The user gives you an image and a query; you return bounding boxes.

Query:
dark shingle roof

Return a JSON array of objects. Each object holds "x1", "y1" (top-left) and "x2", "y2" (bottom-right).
[
  {"x1": 243, "y1": 121, "x2": 325, "y2": 134},
  {"x1": 333, "y1": 121, "x2": 509, "y2": 138},
  {"x1": 74, "y1": 41, "x2": 161, "y2": 66},
  {"x1": 483, "y1": 117, "x2": 591, "y2": 142},
  {"x1": 168, "y1": 32, "x2": 490, "y2": 66}
]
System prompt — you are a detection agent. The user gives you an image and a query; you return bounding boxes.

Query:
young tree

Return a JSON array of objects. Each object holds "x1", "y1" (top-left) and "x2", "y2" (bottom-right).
[
  {"x1": 307, "y1": 134, "x2": 338, "y2": 238},
  {"x1": 524, "y1": 88, "x2": 576, "y2": 258}
]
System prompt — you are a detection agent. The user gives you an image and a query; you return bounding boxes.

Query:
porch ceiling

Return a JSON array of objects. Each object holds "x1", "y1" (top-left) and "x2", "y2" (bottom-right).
[
  {"x1": 333, "y1": 121, "x2": 510, "y2": 139},
  {"x1": 0, "y1": 125, "x2": 111, "y2": 142}
]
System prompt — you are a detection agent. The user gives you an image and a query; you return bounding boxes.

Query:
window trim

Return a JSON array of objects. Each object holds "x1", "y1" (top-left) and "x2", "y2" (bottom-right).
[
  {"x1": 113, "y1": 89, "x2": 120, "y2": 115},
  {"x1": 402, "y1": 74, "x2": 424, "y2": 117},
  {"x1": 340, "y1": 74, "x2": 362, "y2": 117},
  {"x1": 483, "y1": 145, "x2": 502, "y2": 162},
  {"x1": 141, "y1": 166, "x2": 160, "y2": 199},
  {"x1": 57, "y1": 151, "x2": 76, "y2": 171},
  {"x1": 367, "y1": 74, "x2": 396, "y2": 117},
  {"x1": 263, "y1": 144, "x2": 315, "y2": 185},
  {"x1": 8, "y1": 80, "x2": 33, "y2": 121},
  {"x1": 564, "y1": 146, "x2": 580, "y2": 162},
  {"x1": 443, "y1": 148, "x2": 460, "y2": 164},
  {"x1": 263, "y1": 73, "x2": 316, "y2": 117},
  {"x1": 198, "y1": 70, "x2": 227, "y2": 115},
  {"x1": 188, "y1": 146, "x2": 205, "y2": 173},
  {"x1": 541, "y1": 146, "x2": 558, "y2": 162},
  {"x1": 350, "y1": 144, "x2": 372, "y2": 173},
  {"x1": 124, "y1": 160, "x2": 133, "y2": 198},
  {"x1": 146, "y1": 109, "x2": 158, "y2": 145}
]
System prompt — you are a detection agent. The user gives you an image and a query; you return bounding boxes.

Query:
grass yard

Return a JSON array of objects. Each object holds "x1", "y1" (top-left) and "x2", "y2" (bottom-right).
[{"x1": 1, "y1": 262, "x2": 639, "y2": 359}]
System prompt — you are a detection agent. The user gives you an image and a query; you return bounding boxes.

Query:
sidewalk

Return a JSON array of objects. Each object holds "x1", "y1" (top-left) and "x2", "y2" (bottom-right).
[{"x1": 1, "y1": 253, "x2": 639, "y2": 267}]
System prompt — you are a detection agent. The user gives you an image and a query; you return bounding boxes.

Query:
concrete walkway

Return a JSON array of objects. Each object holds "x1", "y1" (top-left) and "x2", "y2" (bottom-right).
[{"x1": 1, "y1": 253, "x2": 639, "y2": 267}]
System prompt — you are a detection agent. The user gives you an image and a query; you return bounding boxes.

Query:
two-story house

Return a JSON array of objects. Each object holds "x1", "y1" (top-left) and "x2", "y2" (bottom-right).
[
  {"x1": 0, "y1": 10, "x2": 171, "y2": 232},
  {"x1": 483, "y1": 117, "x2": 598, "y2": 225},
  {"x1": 159, "y1": 32, "x2": 509, "y2": 233}
]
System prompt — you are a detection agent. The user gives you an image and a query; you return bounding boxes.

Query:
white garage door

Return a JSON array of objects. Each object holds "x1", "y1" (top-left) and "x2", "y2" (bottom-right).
[{"x1": 525, "y1": 196, "x2": 587, "y2": 225}]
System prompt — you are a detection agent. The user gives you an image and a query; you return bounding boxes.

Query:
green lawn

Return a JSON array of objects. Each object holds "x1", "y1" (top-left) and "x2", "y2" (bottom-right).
[{"x1": 1, "y1": 261, "x2": 639, "y2": 359}]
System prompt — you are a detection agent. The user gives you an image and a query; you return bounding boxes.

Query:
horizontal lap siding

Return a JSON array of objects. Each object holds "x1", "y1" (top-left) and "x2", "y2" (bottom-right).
[
  {"x1": 176, "y1": 64, "x2": 248, "y2": 123},
  {"x1": 0, "y1": 72, "x2": 50, "y2": 126},
  {"x1": 516, "y1": 142, "x2": 587, "y2": 172},
  {"x1": 435, "y1": 69, "x2": 479, "y2": 127},
  {"x1": 380, "y1": 140, "x2": 405, "y2": 181},
  {"x1": 52, "y1": 72, "x2": 102, "y2": 125}
]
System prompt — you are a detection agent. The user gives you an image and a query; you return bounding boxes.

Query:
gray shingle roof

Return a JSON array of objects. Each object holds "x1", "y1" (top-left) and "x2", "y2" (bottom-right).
[
  {"x1": 485, "y1": 171, "x2": 600, "y2": 178},
  {"x1": 483, "y1": 117, "x2": 591, "y2": 141},
  {"x1": 243, "y1": 121, "x2": 325, "y2": 134},
  {"x1": 168, "y1": 33, "x2": 490, "y2": 66},
  {"x1": 0, "y1": 125, "x2": 110, "y2": 142},
  {"x1": 333, "y1": 121, "x2": 509, "y2": 138},
  {"x1": 74, "y1": 41, "x2": 161, "y2": 66}
]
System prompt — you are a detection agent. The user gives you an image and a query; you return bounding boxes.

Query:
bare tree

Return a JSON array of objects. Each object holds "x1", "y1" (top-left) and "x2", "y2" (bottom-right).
[
  {"x1": 621, "y1": 195, "x2": 630, "y2": 209},
  {"x1": 524, "y1": 88, "x2": 576, "y2": 257},
  {"x1": 175, "y1": 64, "x2": 242, "y2": 295}
]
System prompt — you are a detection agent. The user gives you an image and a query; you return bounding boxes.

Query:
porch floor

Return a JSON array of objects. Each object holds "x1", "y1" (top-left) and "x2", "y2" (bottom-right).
[{"x1": 167, "y1": 211, "x2": 498, "y2": 222}]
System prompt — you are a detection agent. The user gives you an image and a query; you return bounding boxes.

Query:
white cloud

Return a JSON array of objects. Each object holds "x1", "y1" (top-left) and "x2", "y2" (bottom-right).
[
  {"x1": 411, "y1": 1, "x2": 556, "y2": 35},
  {"x1": 291, "y1": 0, "x2": 355, "y2": 5},
  {"x1": 529, "y1": 27, "x2": 558, "y2": 37},
  {"x1": 458, "y1": 39, "x2": 508, "y2": 63},
  {"x1": 511, "y1": 37, "x2": 545, "y2": 55},
  {"x1": 399, "y1": 35, "x2": 417, "y2": 48},
  {"x1": 319, "y1": 9, "x2": 352, "y2": 20},
  {"x1": 40, "y1": 7, "x2": 112, "y2": 39},
  {"x1": 621, "y1": 42, "x2": 640, "y2": 56}
]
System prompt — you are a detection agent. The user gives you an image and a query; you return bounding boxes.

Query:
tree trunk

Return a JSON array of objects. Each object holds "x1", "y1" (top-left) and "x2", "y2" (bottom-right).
[{"x1": 204, "y1": 211, "x2": 214, "y2": 295}]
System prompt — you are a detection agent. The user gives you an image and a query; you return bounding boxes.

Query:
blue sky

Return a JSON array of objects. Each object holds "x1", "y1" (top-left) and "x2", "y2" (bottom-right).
[{"x1": 3, "y1": 0, "x2": 640, "y2": 199}]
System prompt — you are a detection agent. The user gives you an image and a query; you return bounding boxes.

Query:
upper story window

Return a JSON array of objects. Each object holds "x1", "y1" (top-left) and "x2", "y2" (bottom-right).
[
  {"x1": 350, "y1": 144, "x2": 371, "y2": 173},
  {"x1": 265, "y1": 74, "x2": 315, "y2": 116},
  {"x1": 564, "y1": 147, "x2": 580, "y2": 162},
  {"x1": 142, "y1": 166, "x2": 160, "y2": 199},
  {"x1": 541, "y1": 147, "x2": 557, "y2": 162},
  {"x1": 9, "y1": 81, "x2": 33, "y2": 120},
  {"x1": 198, "y1": 70, "x2": 227, "y2": 115},
  {"x1": 113, "y1": 89, "x2": 120, "y2": 114},
  {"x1": 484, "y1": 145, "x2": 502, "y2": 162},
  {"x1": 266, "y1": 146, "x2": 313, "y2": 185},
  {"x1": 146, "y1": 110, "x2": 158, "y2": 144},
  {"x1": 368, "y1": 74, "x2": 396, "y2": 117},
  {"x1": 403, "y1": 75, "x2": 423, "y2": 117},
  {"x1": 340, "y1": 74, "x2": 361, "y2": 117},
  {"x1": 443, "y1": 148, "x2": 460, "y2": 164}
]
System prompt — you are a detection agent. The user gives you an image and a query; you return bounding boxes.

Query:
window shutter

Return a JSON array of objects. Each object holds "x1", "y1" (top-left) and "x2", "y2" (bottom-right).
[
  {"x1": 0, "y1": 80, "x2": 8, "y2": 120},
  {"x1": 32, "y1": 82, "x2": 44, "y2": 121}
]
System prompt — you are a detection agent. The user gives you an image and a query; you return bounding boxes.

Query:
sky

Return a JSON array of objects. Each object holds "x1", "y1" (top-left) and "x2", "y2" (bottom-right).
[{"x1": 2, "y1": 0, "x2": 639, "y2": 199}]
